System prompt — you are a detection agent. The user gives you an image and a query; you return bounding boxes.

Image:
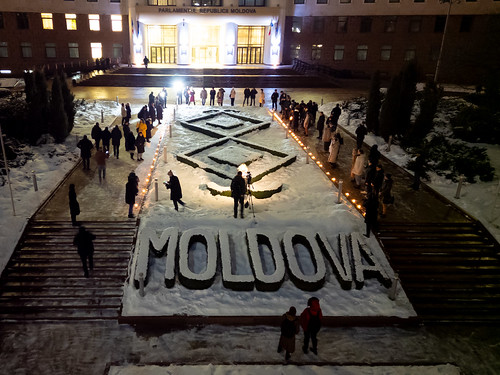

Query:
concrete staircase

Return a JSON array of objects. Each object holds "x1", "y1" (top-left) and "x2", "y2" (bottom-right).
[
  {"x1": 378, "y1": 221, "x2": 500, "y2": 322},
  {"x1": 0, "y1": 220, "x2": 137, "y2": 321}
]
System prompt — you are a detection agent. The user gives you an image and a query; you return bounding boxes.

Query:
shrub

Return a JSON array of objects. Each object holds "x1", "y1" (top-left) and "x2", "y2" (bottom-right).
[{"x1": 451, "y1": 106, "x2": 500, "y2": 144}]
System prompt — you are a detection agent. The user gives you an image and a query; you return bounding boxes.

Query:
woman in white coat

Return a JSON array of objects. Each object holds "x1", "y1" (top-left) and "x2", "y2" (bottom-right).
[
  {"x1": 328, "y1": 132, "x2": 342, "y2": 167},
  {"x1": 351, "y1": 149, "x2": 367, "y2": 188},
  {"x1": 259, "y1": 89, "x2": 266, "y2": 107}
]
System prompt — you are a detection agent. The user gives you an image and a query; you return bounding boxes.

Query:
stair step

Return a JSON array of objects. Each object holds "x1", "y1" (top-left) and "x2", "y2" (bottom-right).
[
  {"x1": 0, "y1": 296, "x2": 122, "y2": 308},
  {"x1": 13, "y1": 253, "x2": 130, "y2": 260},
  {"x1": 1, "y1": 278, "x2": 124, "y2": 288},
  {"x1": 0, "y1": 308, "x2": 119, "y2": 320},
  {"x1": 3, "y1": 270, "x2": 127, "y2": 278},
  {"x1": 394, "y1": 264, "x2": 500, "y2": 274},
  {"x1": 0, "y1": 288, "x2": 123, "y2": 297}
]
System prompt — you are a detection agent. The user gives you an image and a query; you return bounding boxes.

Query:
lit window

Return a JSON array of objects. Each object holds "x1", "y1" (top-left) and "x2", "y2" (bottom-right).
[
  {"x1": 290, "y1": 44, "x2": 300, "y2": 59},
  {"x1": 292, "y1": 17, "x2": 302, "y2": 33},
  {"x1": 0, "y1": 42, "x2": 8, "y2": 58},
  {"x1": 312, "y1": 44, "x2": 323, "y2": 60},
  {"x1": 404, "y1": 46, "x2": 416, "y2": 61},
  {"x1": 91, "y1": 42, "x2": 102, "y2": 58},
  {"x1": 380, "y1": 45, "x2": 391, "y2": 61},
  {"x1": 357, "y1": 45, "x2": 368, "y2": 61},
  {"x1": 191, "y1": 0, "x2": 222, "y2": 5},
  {"x1": 45, "y1": 43, "x2": 56, "y2": 58},
  {"x1": 66, "y1": 14, "x2": 77, "y2": 30},
  {"x1": 111, "y1": 15, "x2": 122, "y2": 32},
  {"x1": 334, "y1": 45, "x2": 344, "y2": 61},
  {"x1": 21, "y1": 42, "x2": 32, "y2": 58},
  {"x1": 41, "y1": 13, "x2": 53, "y2": 30},
  {"x1": 238, "y1": 0, "x2": 265, "y2": 5},
  {"x1": 337, "y1": 17, "x2": 348, "y2": 33},
  {"x1": 68, "y1": 42, "x2": 79, "y2": 58},
  {"x1": 89, "y1": 14, "x2": 100, "y2": 31}
]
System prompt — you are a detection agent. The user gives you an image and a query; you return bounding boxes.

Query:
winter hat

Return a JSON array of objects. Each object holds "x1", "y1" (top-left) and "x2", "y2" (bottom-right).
[{"x1": 288, "y1": 306, "x2": 296, "y2": 316}]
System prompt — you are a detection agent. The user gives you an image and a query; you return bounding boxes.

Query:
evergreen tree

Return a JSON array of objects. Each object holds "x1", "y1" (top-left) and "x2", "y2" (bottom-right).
[
  {"x1": 49, "y1": 74, "x2": 69, "y2": 143},
  {"x1": 379, "y1": 73, "x2": 401, "y2": 141},
  {"x1": 366, "y1": 70, "x2": 381, "y2": 135},
  {"x1": 403, "y1": 80, "x2": 443, "y2": 148},
  {"x1": 396, "y1": 60, "x2": 418, "y2": 137},
  {"x1": 59, "y1": 72, "x2": 76, "y2": 134},
  {"x1": 24, "y1": 71, "x2": 34, "y2": 104},
  {"x1": 26, "y1": 70, "x2": 50, "y2": 144}
]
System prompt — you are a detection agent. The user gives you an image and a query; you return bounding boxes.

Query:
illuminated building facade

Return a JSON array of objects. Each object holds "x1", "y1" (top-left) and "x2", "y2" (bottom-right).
[{"x1": 0, "y1": 0, "x2": 498, "y2": 82}]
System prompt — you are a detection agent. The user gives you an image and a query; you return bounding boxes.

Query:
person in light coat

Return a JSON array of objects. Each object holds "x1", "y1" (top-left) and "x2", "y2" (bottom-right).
[
  {"x1": 352, "y1": 149, "x2": 367, "y2": 188},
  {"x1": 230, "y1": 88, "x2": 236, "y2": 106},
  {"x1": 327, "y1": 132, "x2": 342, "y2": 167},
  {"x1": 258, "y1": 89, "x2": 265, "y2": 107}
]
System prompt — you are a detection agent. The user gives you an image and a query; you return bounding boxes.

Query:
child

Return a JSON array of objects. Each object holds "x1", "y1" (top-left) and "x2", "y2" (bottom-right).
[{"x1": 277, "y1": 306, "x2": 300, "y2": 361}]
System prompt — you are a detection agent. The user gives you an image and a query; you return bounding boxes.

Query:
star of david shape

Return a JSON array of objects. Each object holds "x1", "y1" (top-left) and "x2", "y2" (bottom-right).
[{"x1": 177, "y1": 109, "x2": 297, "y2": 198}]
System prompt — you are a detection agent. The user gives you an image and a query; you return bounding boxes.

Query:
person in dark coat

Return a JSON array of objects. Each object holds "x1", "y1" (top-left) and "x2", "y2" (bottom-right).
[
  {"x1": 209, "y1": 87, "x2": 216, "y2": 106},
  {"x1": 230, "y1": 171, "x2": 247, "y2": 219},
  {"x1": 163, "y1": 170, "x2": 185, "y2": 211},
  {"x1": 91, "y1": 123, "x2": 102, "y2": 149},
  {"x1": 149, "y1": 91, "x2": 155, "y2": 105},
  {"x1": 125, "y1": 103, "x2": 132, "y2": 123},
  {"x1": 300, "y1": 297, "x2": 323, "y2": 355},
  {"x1": 380, "y1": 173, "x2": 394, "y2": 218},
  {"x1": 143, "y1": 56, "x2": 149, "y2": 68},
  {"x1": 148, "y1": 103, "x2": 156, "y2": 124},
  {"x1": 250, "y1": 88, "x2": 257, "y2": 106},
  {"x1": 368, "y1": 144, "x2": 381, "y2": 167},
  {"x1": 363, "y1": 190, "x2": 379, "y2": 238},
  {"x1": 135, "y1": 132, "x2": 145, "y2": 161},
  {"x1": 373, "y1": 164, "x2": 385, "y2": 196},
  {"x1": 125, "y1": 174, "x2": 139, "y2": 218},
  {"x1": 271, "y1": 89, "x2": 279, "y2": 111},
  {"x1": 125, "y1": 131, "x2": 136, "y2": 159},
  {"x1": 111, "y1": 125, "x2": 122, "y2": 159},
  {"x1": 411, "y1": 153, "x2": 426, "y2": 191},
  {"x1": 69, "y1": 184, "x2": 80, "y2": 226},
  {"x1": 138, "y1": 105, "x2": 148, "y2": 121},
  {"x1": 156, "y1": 102, "x2": 163, "y2": 125},
  {"x1": 316, "y1": 112, "x2": 325, "y2": 140},
  {"x1": 76, "y1": 135, "x2": 93, "y2": 170},
  {"x1": 355, "y1": 123, "x2": 368, "y2": 150},
  {"x1": 243, "y1": 87, "x2": 250, "y2": 106},
  {"x1": 277, "y1": 306, "x2": 300, "y2": 361},
  {"x1": 145, "y1": 119, "x2": 153, "y2": 142},
  {"x1": 73, "y1": 226, "x2": 95, "y2": 278},
  {"x1": 101, "y1": 127, "x2": 111, "y2": 153},
  {"x1": 331, "y1": 103, "x2": 341, "y2": 125}
]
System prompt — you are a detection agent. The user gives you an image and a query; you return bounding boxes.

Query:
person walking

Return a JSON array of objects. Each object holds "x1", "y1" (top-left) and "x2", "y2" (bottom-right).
[
  {"x1": 331, "y1": 103, "x2": 341, "y2": 125},
  {"x1": 149, "y1": 91, "x2": 155, "y2": 106},
  {"x1": 76, "y1": 135, "x2": 93, "y2": 170},
  {"x1": 258, "y1": 89, "x2": 265, "y2": 107},
  {"x1": 121, "y1": 103, "x2": 127, "y2": 126},
  {"x1": 156, "y1": 101, "x2": 163, "y2": 125},
  {"x1": 135, "y1": 132, "x2": 145, "y2": 161},
  {"x1": 230, "y1": 87, "x2": 236, "y2": 106},
  {"x1": 111, "y1": 125, "x2": 122, "y2": 159},
  {"x1": 94, "y1": 148, "x2": 108, "y2": 183},
  {"x1": 91, "y1": 122, "x2": 102, "y2": 149},
  {"x1": 277, "y1": 306, "x2": 300, "y2": 361},
  {"x1": 230, "y1": 171, "x2": 247, "y2": 219},
  {"x1": 300, "y1": 297, "x2": 323, "y2": 355},
  {"x1": 322, "y1": 118, "x2": 334, "y2": 152},
  {"x1": 209, "y1": 87, "x2": 216, "y2": 106},
  {"x1": 363, "y1": 190, "x2": 379, "y2": 237},
  {"x1": 163, "y1": 170, "x2": 185, "y2": 211},
  {"x1": 271, "y1": 89, "x2": 279, "y2": 111},
  {"x1": 73, "y1": 226, "x2": 96, "y2": 278},
  {"x1": 250, "y1": 88, "x2": 257, "y2": 106},
  {"x1": 125, "y1": 172, "x2": 139, "y2": 218},
  {"x1": 355, "y1": 122, "x2": 368, "y2": 150},
  {"x1": 352, "y1": 149, "x2": 367, "y2": 188},
  {"x1": 316, "y1": 111, "x2": 325, "y2": 140},
  {"x1": 68, "y1": 184, "x2": 80, "y2": 226},
  {"x1": 101, "y1": 127, "x2": 111, "y2": 153},
  {"x1": 125, "y1": 103, "x2": 132, "y2": 124},
  {"x1": 125, "y1": 130, "x2": 136, "y2": 160},
  {"x1": 243, "y1": 87, "x2": 250, "y2": 106},
  {"x1": 200, "y1": 87, "x2": 207, "y2": 106},
  {"x1": 380, "y1": 173, "x2": 394, "y2": 218},
  {"x1": 143, "y1": 56, "x2": 149, "y2": 68}
]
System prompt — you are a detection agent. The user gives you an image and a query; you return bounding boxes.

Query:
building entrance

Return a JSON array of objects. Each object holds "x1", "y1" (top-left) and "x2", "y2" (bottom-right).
[
  {"x1": 237, "y1": 46, "x2": 262, "y2": 64},
  {"x1": 192, "y1": 46, "x2": 218, "y2": 64},
  {"x1": 191, "y1": 24, "x2": 220, "y2": 64},
  {"x1": 237, "y1": 26, "x2": 264, "y2": 64},
  {"x1": 147, "y1": 25, "x2": 177, "y2": 64}
]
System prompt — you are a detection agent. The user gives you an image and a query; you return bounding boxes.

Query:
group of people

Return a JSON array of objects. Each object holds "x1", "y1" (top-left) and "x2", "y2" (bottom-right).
[{"x1": 278, "y1": 297, "x2": 323, "y2": 361}]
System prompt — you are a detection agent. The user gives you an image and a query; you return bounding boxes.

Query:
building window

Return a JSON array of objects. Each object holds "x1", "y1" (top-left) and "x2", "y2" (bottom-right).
[
  {"x1": 111, "y1": 15, "x2": 122, "y2": 32},
  {"x1": 357, "y1": 45, "x2": 368, "y2": 61},
  {"x1": 239, "y1": 0, "x2": 265, "y2": 5},
  {"x1": 0, "y1": 13, "x2": 4, "y2": 29},
  {"x1": 389, "y1": 0, "x2": 399, "y2": 2},
  {"x1": 384, "y1": 16, "x2": 397, "y2": 33},
  {"x1": 434, "y1": 15, "x2": 446, "y2": 33},
  {"x1": 337, "y1": 17, "x2": 348, "y2": 33},
  {"x1": 414, "y1": 0, "x2": 424, "y2": 2},
  {"x1": 360, "y1": 17, "x2": 372, "y2": 33},
  {"x1": 89, "y1": 14, "x2": 100, "y2": 31},
  {"x1": 41, "y1": 13, "x2": 54, "y2": 30},
  {"x1": 16, "y1": 13, "x2": 29, "y2": 29},
  {"x1": 465, "y1": 0, "x2": 477, "y2": 2},
  {"x1": 113, "y1": 43, "x2": 122, "y2": 59},
  {"x1": 21, "y1": 42, "x2": 32, "y2": 58},
  {"x1": 460, "y1": 15, "x2": 473, "y2": 32},
  {"x1": 0, "y1": 42, "x2": 8, "y2": 58},
  {"x1": 87, "y1": 0, "x2": 98, "y2": 2},
  {"x1": 429, "y1": 46, "x2": 440, "y2": 61},
  {"x1": 409, "y1": 16, "x2": 422, "y2": 33},
  {"x1": 45, "y1": 43, "x2": 56, "y2": 58},
  {"x1": 312, "y1": 44, "x2": 322, "y2": 60},
  {"x1": 294, "y1": 0, "x2": 305, "y2": 3},
  {"x1": 292, "y1": 17, "x2": 302, "y2": 33},
  {"x1": 313, "y1": 17, "x2": 325, "y2": 33},
  {"x1": 91, "y1": 42, "x2": 102, "y2": 59},
  {"x1": 148, "y1": 0, "x2": 177, "y2": 4},
  {"x1": 110, "y1": 0, "x2": 121, "y2": 2},
  {"x1": 404, "y1": 46, "x2": 416, "y2": 61},
  {"x1": 191, "y1": 0, "x2": 222, "y2": 5},
  {"x1": 68, "y1": 42, "x2": 79, "y2": 58},
  {"x1": 340, "y1": 0, "x2": 351, "y2": 3},
  {"x1": 290, "y1": 44, "x2": 300, "y2": 59},
  {"x1": 334, "y1": 45, "x2": 344, "y2": 61},
  {"x1": 66, "y1": 14, "x2": 77, "y2": 30},
  {"x1": 380, "y1": 45, "x2": 391, "y2": 61},
  {"x1": 364, "y1": 0, "x2": 375, "y2": 3},
  {"x1": 317, "y1": 0, "x2": 328, "y2": 3}
]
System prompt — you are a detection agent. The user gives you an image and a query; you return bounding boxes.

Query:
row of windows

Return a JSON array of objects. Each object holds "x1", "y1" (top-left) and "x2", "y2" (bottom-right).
[
  {"x1": 0, "y1": 42, "x2": 123, "y2": 59},
  {"x1": 292, "y1": 15, "x2": 474, "y2": 33},
  {"x1": 147, "y1": 0, "x2": 266, "y2": 5},
  {"x1": 0, "y1": 12, "x2": 122, "y2": 32},
  {"x1": 291, "y1": 43, "x2": 437, "y2": 62},
  {"x1": 295, "y1": 0, "x2": 497, "y2": 3}
]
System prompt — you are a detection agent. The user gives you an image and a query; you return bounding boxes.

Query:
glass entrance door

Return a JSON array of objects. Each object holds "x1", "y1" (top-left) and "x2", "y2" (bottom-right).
[
  {"x1": 192, "y1": 47, "x2": 218, "y2": 64},
  {"x1": 249, "y1": 47, "x2": 262, "y2": 64},
  {"x1": 164, "y1": 46, "x2": 176, "y2": 63},
  {"x1": 237, "y1": 47, "x2": 248, "y2": 64},
  {"x1": 150, "y1": 46, "x2": 163, "y2": 63},
  {"x1": 191, "y1": 25, "x2": 219, "y2": 64}
]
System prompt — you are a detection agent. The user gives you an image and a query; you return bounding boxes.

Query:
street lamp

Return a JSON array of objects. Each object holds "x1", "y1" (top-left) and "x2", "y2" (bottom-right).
[{"x1": 434, "y1": 0, "x2": 457, "y2": 83}]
